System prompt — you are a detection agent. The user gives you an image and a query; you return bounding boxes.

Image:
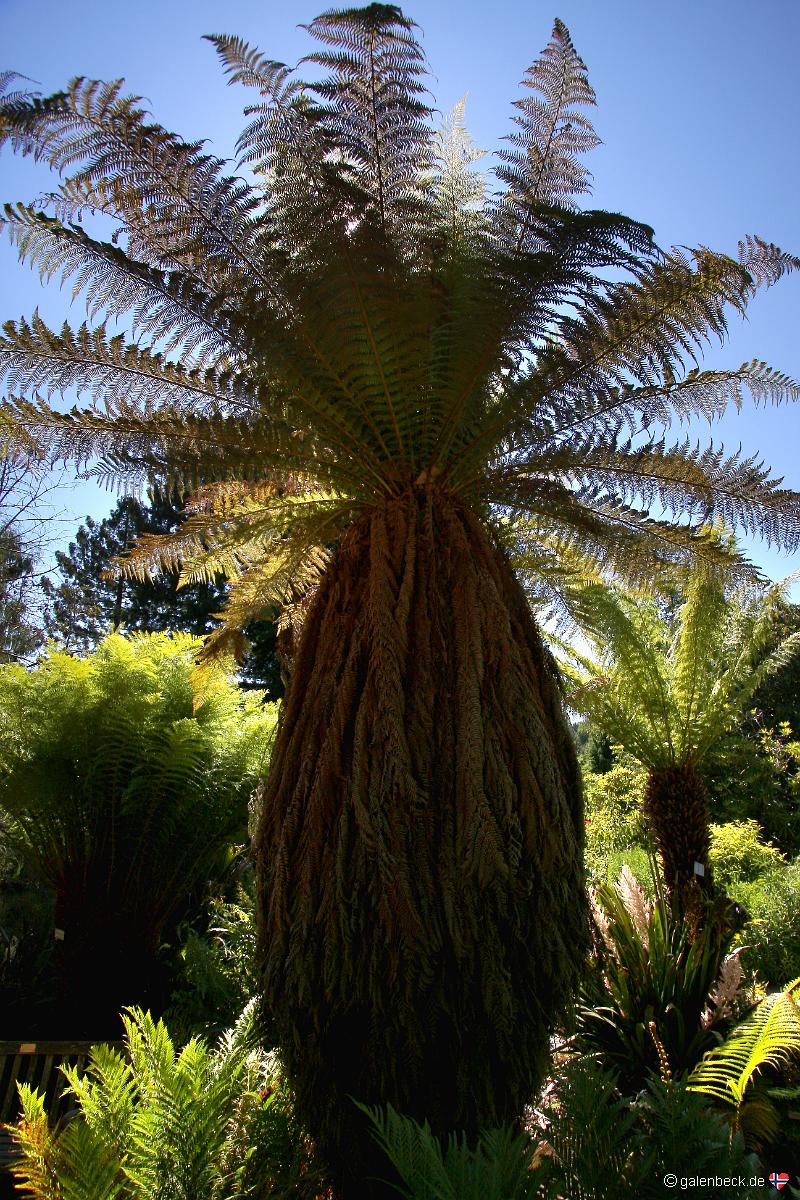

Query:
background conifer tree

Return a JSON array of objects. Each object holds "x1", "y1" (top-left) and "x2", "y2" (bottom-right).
[{"x1": 42, "y1": 493, "x2": 283, "y2": 695}]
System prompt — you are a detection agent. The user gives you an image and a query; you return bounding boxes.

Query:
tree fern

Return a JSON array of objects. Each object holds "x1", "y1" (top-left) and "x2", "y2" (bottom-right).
[
  {"x1": 2, "y1": 8, "x2": 799, "y2": 1193},
  {"x1": 558, "y1": 554, "x2": 800, "y2": 903},
  {"x1": 0, "y1": 632, "x2": 277, "y2": 1034}
]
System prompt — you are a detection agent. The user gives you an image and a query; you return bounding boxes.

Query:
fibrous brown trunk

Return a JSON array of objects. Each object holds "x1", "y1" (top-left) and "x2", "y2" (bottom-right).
[
  {"x1": 644, "y1": 762, "x2": 714, "y2": 919},
  {"x1": 255, "y1": 489, "x2": 587, "y2": 1196}
]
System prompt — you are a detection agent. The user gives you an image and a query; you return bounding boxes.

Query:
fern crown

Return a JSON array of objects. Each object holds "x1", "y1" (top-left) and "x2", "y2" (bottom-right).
[
  {"x1": 557, "y1": 553, "x2": 800, "y2": 769},
  {"x1": 1, "y1": 11, "x2": 799, "y2": 640}
]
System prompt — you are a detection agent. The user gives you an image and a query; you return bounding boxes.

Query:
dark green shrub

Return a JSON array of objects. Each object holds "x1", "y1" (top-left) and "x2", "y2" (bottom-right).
[{"x1": 0, "y1": 632, "x2": 277, "y2": 1034}]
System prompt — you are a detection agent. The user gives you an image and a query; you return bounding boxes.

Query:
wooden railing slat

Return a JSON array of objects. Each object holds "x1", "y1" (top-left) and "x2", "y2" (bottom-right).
[
  {"x1": 0, "y1": 1042, "x2": 123, "y2": 1125},
  {"x1": 2, "y1": 1056, "x2": 22, "y2": 1122}
]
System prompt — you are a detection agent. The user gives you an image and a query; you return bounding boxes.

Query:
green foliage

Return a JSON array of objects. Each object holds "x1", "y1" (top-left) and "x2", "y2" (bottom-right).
[
  {"x1": 534, "y1": 1060, "x2": 637, "y2": 1200},
  {"x1": 534, "y1": 1061, "x2": 764, "y2": 1199},
  {"x1": 735, "y1": 861, "x2": 800, "y2": 985},
  {"x1": 358, "y1": 1064, "x2": 766, "y2": 1200},
  {"x1": 0, "y1": 632, "x2": 276, "y2": 1032},
  {"x1": 41, "y1": 492, "x2": 284, "y2": 698},
  {"x1": 575, "y1": 870, "x2": 740, "y2": 1089},
  {"x1": 583, "y1": 761, "x2": 648, "y2": 881},
  {"x1": 165, "y1": 867, "x2": 259, "y2": 1042},
  {"x1": 688, "y1": 977, "x2": 800, "y2": 1147},
  {"x1": 704, "y1": 724, "x2": 800, "y2": 855},
  {"x1": 708, "y1": 819, "x2": 785, "y2": 891},
  {"x1": 4, "y1": 1006, "x2": 323, "y2": 1200},
  {"x1": 359, "y1": 1102, "x2": 535, "y2": 1200}
]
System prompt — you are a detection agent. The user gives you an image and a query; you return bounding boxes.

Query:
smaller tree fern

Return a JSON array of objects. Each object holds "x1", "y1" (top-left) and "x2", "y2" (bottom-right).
[
  {"x1": 558, "y1": 555, "x2": 800, "y2": 909},
  {"x1": 0, "y1": 632, "x2": 277, "y2": 1034}
]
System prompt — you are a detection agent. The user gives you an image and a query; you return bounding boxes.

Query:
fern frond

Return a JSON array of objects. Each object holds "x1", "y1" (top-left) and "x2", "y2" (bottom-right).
[
  {"x1": 1, "y1": 77, "x2": 269, "y2": 290},
  {"x1": 113, "y1": 485, "x2": 348, "y2": 585},
  {"x1": 496, "y1": 18, "x2": 600, "y2": 248},
  {"x1": 688, "y1": 979, "x2": 800, "y2": 1110},
  {"x1": 1, "y1": 203, "x2": 239, "y2": 363},
  {"x1": 526, "y1": 435, "x2": 800, "y2": 553},
  {"x1": 0, "y1": 71, "x2": 38, "y2": 114},
  {"x1": 3, "y1": 1084, "x2": 62, "y2": 1200},
  {"x1": 0, "y1": 313, "x2": 253, "y2": 414},
  {"x1": 299, "y1": 4, "x2": 433, "y2": 238},
  {"x1": 738, "y1": 233, "x2": 800, "y2": 287},
  {"x1": 426, "y1": 97, "x2": 486, "y2": 249}
]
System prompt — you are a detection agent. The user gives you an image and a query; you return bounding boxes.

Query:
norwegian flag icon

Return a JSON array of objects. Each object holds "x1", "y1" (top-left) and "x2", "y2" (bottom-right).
[{"x1": 769, "y1": 1173, "x2": 790, "y2": 1190}]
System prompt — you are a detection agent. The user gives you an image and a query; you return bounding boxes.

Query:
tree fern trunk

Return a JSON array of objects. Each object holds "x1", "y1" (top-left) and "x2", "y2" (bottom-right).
[
  {"x1": 644, "y1": 763, "x2": 714, "y2": 915},
  {"x1": 255, "y1": 489, "x2": 587, "y2": 1198}
]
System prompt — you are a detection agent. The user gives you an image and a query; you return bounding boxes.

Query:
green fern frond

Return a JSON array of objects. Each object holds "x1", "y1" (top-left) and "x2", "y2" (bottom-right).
[
  {"x1": 3, "y1": 1084, "x2": 63, "y2": 1200},
  {"x1": 688, "y1": 978, "x2": 800, "y2": 1126},
  {"x1": 0, "y1": 313, "x2": 252, "y2": 413},
  {"x1": 357, "y1": 1101, "x2": 534, "y2": 1200}
]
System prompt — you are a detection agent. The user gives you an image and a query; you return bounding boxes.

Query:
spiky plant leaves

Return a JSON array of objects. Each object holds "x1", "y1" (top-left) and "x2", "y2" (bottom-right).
[
  {"x1": 3, "y1": 6, "x2": 800, "y2": 1192},
  {"x1": 576, "y1": 874, "x2": 737, "y2": 1090}
]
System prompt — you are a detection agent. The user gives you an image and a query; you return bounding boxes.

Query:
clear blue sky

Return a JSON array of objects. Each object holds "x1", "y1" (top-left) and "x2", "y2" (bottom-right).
[{"x1": 1, "y1": 0, "x2": 799, "y2": 587}]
